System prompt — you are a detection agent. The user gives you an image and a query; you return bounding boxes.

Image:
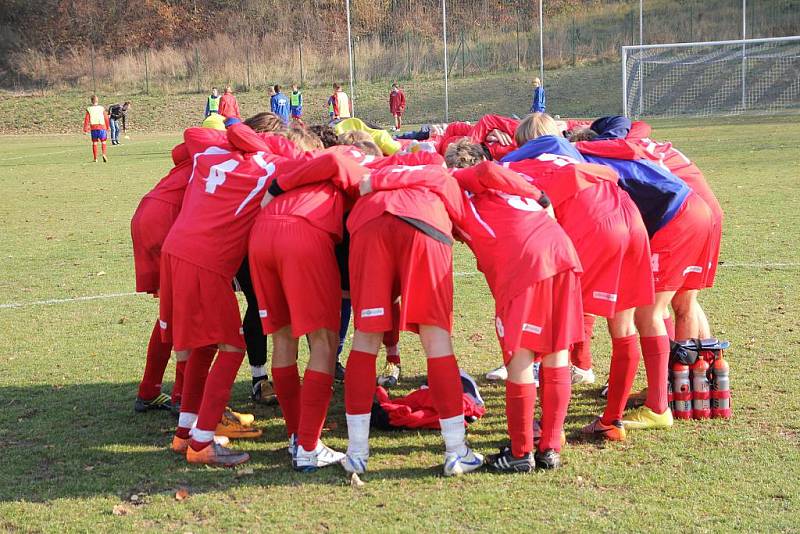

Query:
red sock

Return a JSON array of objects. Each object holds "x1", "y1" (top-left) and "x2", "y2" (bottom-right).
[
  {"x1": 344, "y1": 350, "x2": 377, "y2": 415},
  {"x1": 426, "y1": 355, "x2": 464, "y2": 419},
  {"x1": 172, "y1": 360, "x2": 186, "y2": 405},
  {"x1": 181, "y1": 346, "x2": 217, "y2": 415},
  {"x1": 641, "y1": 335, "x2": 670, "y2": 414},
  {"x1": 602, "y1": 335, "x2": 641, "y2": 424},
  {"x1": 297, "y1": 370, "x2": 334, "y2": 451},
  {"x1": 137, "y1": 319, "x2": 174, "y2": 399},
  {"x1": 92, "y1": 142, "x2": 98, "y2": 159},
  {"x1": 506, "y1": 381, "x2": 536, "y2": 457},
  {"x1": 664, "y1": 316, "x2": 676, "y2": 340},
  {"x1": 101, "y1": 141, "x2": 107, "y2": 155},
  {"x1": 195, "y1": 350, "x2": 245, "y2": 432},
  {"x1": 569, "y1": 315, "x2": 596, "y2": 370},
  {"x1": 272, "y1": 364, "x2": 302, "y2": 437},
  {"x1": 539, "y1": 366, "x2": 571, "y2": 452},
  {"x1": 176, "y1": 426, "x2": 191, "y2": 439}
]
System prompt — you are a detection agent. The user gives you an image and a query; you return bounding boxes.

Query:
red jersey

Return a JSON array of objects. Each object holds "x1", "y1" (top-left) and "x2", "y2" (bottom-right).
[
  {"x1": 389, "y1": 89, "x2": 406, "y2": 115},
  {"x1": 469, "y1": 114, "x2": 520, "y2": 161},
  {"x1": 255, "y1": 146, "x2": 370, "y2": 240},
  {"x1": 437, "y1": 122, "x2": 473, "y2": 156},
  {"x1": 143, "y1": 143, "x2": 193, "y2": 208},
  {"x1": 348, "y1": 152, "x2": 465, "y2": 238},
  {"x1": 218, "y1": 93, "x2": 240, "y2": 119},
  {"x1": 452, "y1": 162, "x2": 581, "y2": 308},
  {"x1": 505, "y1": 156, "x2": 623, "y2": 242},
  {"x1": 162, "y1": 124, "x2": 303, "y2": 278}
]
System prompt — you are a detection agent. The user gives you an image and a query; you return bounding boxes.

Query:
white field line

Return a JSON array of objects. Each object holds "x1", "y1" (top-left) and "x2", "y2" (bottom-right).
[
  {"x1": 1, "y1": 149, "x2": 76, "y2": 162},
  {"x1": 0, "y1": 262, "x2": 797, "y2": 310}
]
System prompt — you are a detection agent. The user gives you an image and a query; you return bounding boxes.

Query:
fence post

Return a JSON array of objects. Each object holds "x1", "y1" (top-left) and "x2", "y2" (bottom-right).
[
  {"x1": 144, "y1": 50, "x2": 150, "y2": 95},
  {"x1": 515, "y1": 2, "x2": 521, "y2": 71},
  {"x1": 461, "y1": 29, "x2": 465, "y2": 78},
  {"x1": 195, "y1": 47, "x2": 201, "y2": 93},
  {"x1": 571, "y1": 17, "x2": 576, "y2": 66},
  {"x1": 246, "y1": 46, "x2": 251, "y2": 91},
  {"x1": 91, "y1": 46, "x2": 97, "y2": 94},
  {"x1": 299, "y1": 41, "x2": 305, "y2": 86}
]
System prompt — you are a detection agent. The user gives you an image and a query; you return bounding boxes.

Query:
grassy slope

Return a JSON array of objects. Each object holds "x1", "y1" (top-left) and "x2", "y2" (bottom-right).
[
  {"x1": 0, "y1": 64, "x2": 621, "y2": 135},
  {"x1": 1, "y1": 115, "x2": 799, "y2": 532}
]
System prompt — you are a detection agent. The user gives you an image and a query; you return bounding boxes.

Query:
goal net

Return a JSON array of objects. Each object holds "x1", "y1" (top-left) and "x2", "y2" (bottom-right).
[{"x1": 622, "y1": 36, "x2": 800, "y2": 118}]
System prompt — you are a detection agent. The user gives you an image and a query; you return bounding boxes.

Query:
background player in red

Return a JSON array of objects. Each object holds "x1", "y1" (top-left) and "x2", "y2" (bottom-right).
[
  {"x1": 445, "y1": 141, "x2": 583, "y2": 471},
  {"x1": 341, "y1": 152, "x2": 484, "y2": 477},
  {"x1": 83, "y1": 95, "x2": 109, "y2": 163},
  {"x1": 161, "y1": 123, "x2": 304, "y2": 466},
  {"x1": 250, "y1": 147, "x2": 369, "y2": 471}
]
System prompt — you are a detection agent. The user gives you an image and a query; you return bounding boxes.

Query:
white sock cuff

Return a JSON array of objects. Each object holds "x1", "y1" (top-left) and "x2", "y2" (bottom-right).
[
  {"x1": 439, "y1": 414, "x2": 467, "y2": 454},
  {"x1": 178, "y1": 412, "x2": 198, "y2": 429},
  {"x1": 191, "y1": 428, "x2": 215, "y2": 443},
  {"x1": 251, "y1": 365, "x2": 268, "y2": 378}
]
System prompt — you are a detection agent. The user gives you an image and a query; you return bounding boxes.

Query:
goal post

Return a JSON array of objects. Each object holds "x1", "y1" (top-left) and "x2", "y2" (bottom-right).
[{"x1": 622, "y1": 36, "x2": 800, "y2": 118}]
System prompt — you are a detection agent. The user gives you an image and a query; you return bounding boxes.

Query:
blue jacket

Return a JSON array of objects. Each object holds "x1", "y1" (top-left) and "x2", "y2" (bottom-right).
[
  {"x1": 271, "y1": 92, "x2": 291, "y2": 124},
  {"x1": 530, "y1": 86, "x2": 546, "y2": 113},
  {"x1": 582, "y1": 155, "x2": 690, "y2": 236},
  {"x1": 591, "y1": 115, "x2": 632, "y2": 140},
  {"x1": 502, "y1": 135, "x2": 584, "y2": 163}
]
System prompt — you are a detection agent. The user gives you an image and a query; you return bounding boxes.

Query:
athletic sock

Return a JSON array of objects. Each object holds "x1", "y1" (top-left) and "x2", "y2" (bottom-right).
[
  {"x1": 337, "y1": 298, "x2": 352, "y2": 357},
  {"x1": 602, "y1": 335, "x2": 641, "y2": 425},
  {"x1": 346, "y1": 413, "x2": 371, "y2": 456},
  {"x1": 641, "y1": 335, "x2": 670, "y2": 414},
  {"x1": 344, "y1": 350, "x2": 378, "y2": 415},
  {"x1": 426, "y1": 355, "x2": 464, "y2": 420},
  {"x1": 181, "y1": 346, "x2": 217, "y2": 415},
  {"x1": 664, "y1": 316, "x2": 676, "y2": 340},
  {"x1": 176, "y1": 412, "x2": 196, "y2": 439},
  {"x1": 251, "y1": 365, "x2": 268, "y2": 385},
  {"x1": 172, "y1": 360, "x2": 187, "y2": 405},
  {"x1": 137, "y1": 319, "x2": 174, "y2": 400},
  {"x1": 506, "y1": 381, "x2": 536, "y2": 457},
  {"x1": 569, "y1": 315, "x2": 596, "y2": 370},
  {"x1": 101, "y1": 141, "x2": 107, "y2": 155},
  {"x1": 92, "y1": 142, "x2": 98, "y2": 159},
  {"x1": 272, "y1": 364, "x2": 302, "y2": 438},
  {"x1": 440, "y1": 414, "x2": 468, "y2": 455},
  {"x1": 539, "y1": 366, "x2": 571, "y2": 452},
  {"x1": 189, "y1": 428, "x2": 214, "y2": 452},
  {"x1": 385, "y1": 346, "x2": 401, "y2": 365},
  {"x1": 383, "y1": 301, "x2": 401, "y2": 364},
  {"x1": 297, "y1": 370, "x2": 334, "y2": 451},
  {"x1": 195, "y1": 350, "x2": 245, "y2": 433}
]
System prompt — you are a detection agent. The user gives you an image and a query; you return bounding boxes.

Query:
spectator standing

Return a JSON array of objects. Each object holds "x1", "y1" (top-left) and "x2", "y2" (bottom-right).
[
  {"x1": 270, "y1": 85, "x2": 290, "y2": 125},
  {"x1": 289, "y1": 84, "x2": 303, "y2": 122},
  {"x1": 218, "y1": 85, "x2": 241, "y2": 125},
  {"x1": 205, "y1": 87, "x2": 221, "y2": 117},
  {"x1": 107, "y1": 101, "x2": 130, "y2": 146},
  {"x1": 389, "y1": 83, "x2": 406, "y2": 131},
  {"x1": 330, "y1": 83, "x2": 352, "y2": 121},
  {"x1": 530, "y1": 77, "x2": 546, "y2": 113}
]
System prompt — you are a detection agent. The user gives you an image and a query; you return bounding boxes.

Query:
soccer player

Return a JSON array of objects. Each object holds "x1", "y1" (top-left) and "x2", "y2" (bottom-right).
[
  {"x1": 218, "y1": 86, "x2": 241, "y2": 124},
  {"x1": 161, "y1": 122, "x2": 303, "y2": 466},
  {"x1": 289, "y1": 84, "x2": 303, "y2": 122},
  {"x1": 503, "y1": 114, "x2": 661, "y2": 440},
  {"x1": 574, "y1": 117, "x2": 713, "y2": 430},
  {"x1": 331, "y1": 83, "x2": 352, "y2": 120},
  {"x1": 271, "y1": 85, "x2": 291, "y2": 125},
  {"x1": 83, "y1": 95, "x2": 109, "y2": 162},
  {"x1": 250, "y1": 146, "x2": 370, "y2": 471},
  {"x1": 389, "y1": 83, "x2": 406, "y2": 131},
  {"x1": 341, "y1": 151, "x2": 484, "y2": 477},
  {"x1": 445, "y1": 140, "x2": 583, "y2": 471},
  {"x1": 205, "y1": 87, "x2": 221, "y2": 117},
  {"x1": 529, "y1": 78, "x2": 546, "y2": 113}
]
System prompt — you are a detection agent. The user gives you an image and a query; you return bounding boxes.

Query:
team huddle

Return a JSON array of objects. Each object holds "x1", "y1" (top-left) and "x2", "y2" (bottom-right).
[{"x1": 129, "y1": 107, "x2": 724, "y2": 475}]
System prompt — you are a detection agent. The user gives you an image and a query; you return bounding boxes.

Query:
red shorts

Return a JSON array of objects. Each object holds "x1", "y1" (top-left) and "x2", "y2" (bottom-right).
[
  {"x1": 571, "y1": 194, "x2": 654, "y2": 317},
  {"x1": 650, "y1": 192, "x2": 713, "y2": 292},
  {"x1": 130, "y1": 198, "x2": 180, "y2": 294},
  {"x1": 495, "y1": 269, "x2": 584, "y2": 364},
  {"x1": 248, "y1": 216, "x2": 341, "y2": 337},
  {"x1": 350, "y1": 214, "x2": 453, "y2": 334},
  {"x1": 702, "y1": 205, "x2": 723, "y2": 288},
  {"x1": 158, "y1": 253, "x2": 244, "y2": 350}
]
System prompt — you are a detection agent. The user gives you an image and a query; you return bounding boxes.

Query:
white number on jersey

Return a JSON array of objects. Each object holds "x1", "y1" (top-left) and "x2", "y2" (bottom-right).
[
  {"x1": 235, "y1": 152, "x2": 276, "y2": 215},
  {"x1": 204, "y1": 159, "x2": 240, "y2": 194}
]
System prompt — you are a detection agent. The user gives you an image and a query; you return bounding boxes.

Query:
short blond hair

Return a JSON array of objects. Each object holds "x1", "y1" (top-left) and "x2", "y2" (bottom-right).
[
  {"x1": 338, "y1": 130, "x2": 373, "y2": 145},
  {"x1": 515, "y1": 113, "x2": 561, "y2": 146},
  {"x1": 285, "y1": 126, "x2": 324, "y2": 152},
  {"x1": 445, "y1": 138, "x2": 487, "y2": 169}
]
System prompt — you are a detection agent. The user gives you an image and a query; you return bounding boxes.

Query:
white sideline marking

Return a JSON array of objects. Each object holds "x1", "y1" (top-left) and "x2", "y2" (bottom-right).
[
  {"x1": 0, "y1": 261, "x2": 798, "y2": 310},
  {"x1": 1, "y1": 149, "x2": 75, "y2": 162},
  {"x1": 0, "y1": 292, "x2": 137, "y2": 309}
]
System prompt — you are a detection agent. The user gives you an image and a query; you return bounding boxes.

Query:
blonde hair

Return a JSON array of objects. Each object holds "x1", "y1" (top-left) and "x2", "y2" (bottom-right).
[
  {"x1": 338, "y1": 130, "x2": 373, "y2": 145},
  {"x1": 445, "y1": 138, "x2": 487, "y2": 169},
  {"x1": 285, "y1": 126, "x2": 324, "y2": 152},
  {"x1": 243, "y1": 112, "x2": 285, "y2": 133},
  {"x1": 514, "y1": 113, "x2": 561, "y2": 146},
  {"x1": 351, "y1": 140, "x2": 383, "y2": 157}
]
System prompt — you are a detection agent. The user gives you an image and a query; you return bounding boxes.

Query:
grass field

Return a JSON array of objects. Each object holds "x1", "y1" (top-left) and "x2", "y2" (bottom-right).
[{"x1": 1, "y1": 114, "x2": 800, "y2": 532}]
